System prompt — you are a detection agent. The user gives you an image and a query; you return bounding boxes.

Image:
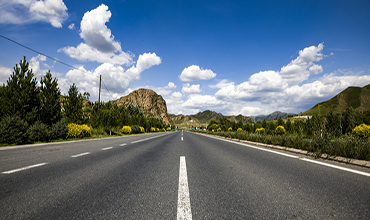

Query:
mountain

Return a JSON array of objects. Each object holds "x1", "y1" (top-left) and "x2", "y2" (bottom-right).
[
  {"x1": 169, "y1": 110, "x2": 254, "y2": 128},
  {"x1": 252, "y1": 111, "x2": 295, "y2": 122},
  {"x1": 301, "y1": 84, "x2": 370, "y2": 116},
  {"x1": 113, "y1": 89, "x2": 171, "y2": 124}
]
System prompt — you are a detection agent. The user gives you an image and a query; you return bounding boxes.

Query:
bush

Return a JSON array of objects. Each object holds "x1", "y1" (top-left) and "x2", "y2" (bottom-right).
[
  {"x1": 50, "y1": 119, "x2": 68, "y2": 140},
  {"x1": 67, "y1": 123, "x2": 92, "y2": 138},
  {"x1": 352, "y1": 124, "x2": 370, "y2": 138},
  {"x1": 0, "y1": 116, "x2": 28, "y2": 145},
  {"x1": 131, "y1": 125, "x2": 141, "y2": 134},
  {"x1": 166, "y1": 127, "x2": 171, "y2": 131},
  {"x1": 255, "y1": 128, "x2": 265, "y2": 134},
  {"x1": 140, "y1": 126, "x2": 145, "y2": 133},
  {"x1": 121, "y1": 126, "x2": 132, "y2": 134},
  {"x1": 275, "y1": 125, "x2": 286, "y2": 135},
  {"x1": 28, "y1": 121, "x2": 50, "y2": 142},
  {"x1": 228, "y1": 127, "x2": 233, "y2": 131},
  {"x1": 151, "y1": 127, "x2": 156, "y2": 132},
  {"x1": 237, "y1": 128, "x2": 243, "y2": 132}
]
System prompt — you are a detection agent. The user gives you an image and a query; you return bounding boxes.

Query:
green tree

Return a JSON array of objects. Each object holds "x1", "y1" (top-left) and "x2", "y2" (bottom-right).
[
  {"x1": 39, "y1": 70, "x2": 61, "y2": 126},
  {"x1": 64, "y1": 83, "x2": 83, "y2": 124},
  {"x1": 2, "y1": 56, "x2": 40, "y2": 124}
]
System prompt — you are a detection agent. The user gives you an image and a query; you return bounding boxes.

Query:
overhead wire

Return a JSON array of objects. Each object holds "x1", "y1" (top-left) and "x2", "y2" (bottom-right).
[{"x1": 0, "y1": 34, "x2": 115, "y2": 101}]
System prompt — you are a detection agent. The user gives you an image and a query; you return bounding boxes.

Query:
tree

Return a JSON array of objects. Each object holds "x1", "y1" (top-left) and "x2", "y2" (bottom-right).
[
  {"x1": 64, "y1": 83, "x2": 83, "y2": 124},
  {"x1": 3, "y1": 56, "x2": 40, "y2": 124},
  {"x1": 39, "y1": 70, "x2": 61, "y2": 126}
]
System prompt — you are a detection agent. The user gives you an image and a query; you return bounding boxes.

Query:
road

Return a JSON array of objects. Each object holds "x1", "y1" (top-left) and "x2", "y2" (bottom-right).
[{"x1": 1, "y1": 131, "x2": 370, "y2": 219}]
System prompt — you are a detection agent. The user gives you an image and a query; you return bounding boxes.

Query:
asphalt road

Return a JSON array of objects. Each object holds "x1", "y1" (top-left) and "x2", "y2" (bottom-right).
[{"x1": 1, "y1": 131, "x2": 370, "y2": 219}]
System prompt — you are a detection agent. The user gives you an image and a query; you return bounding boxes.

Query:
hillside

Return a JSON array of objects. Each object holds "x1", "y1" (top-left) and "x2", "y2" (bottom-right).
[
  {"x1": 169, "y1": 110, "x2": 254, "y2": 128},
  {"x1": 252, "y1": 111, "x2": 295, "y2": 122},
  {"x1": 301, "y1": 84, "x2": 370, "y2": 115},
  {"x1": 112, "y1": 89, "x2": 171, "y2": 124}
]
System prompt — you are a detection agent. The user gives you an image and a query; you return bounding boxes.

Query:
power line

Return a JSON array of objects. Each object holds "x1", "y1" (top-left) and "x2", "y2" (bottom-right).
[{"x1": 0, "y1": 34, "x2": 115, "y2": 100}]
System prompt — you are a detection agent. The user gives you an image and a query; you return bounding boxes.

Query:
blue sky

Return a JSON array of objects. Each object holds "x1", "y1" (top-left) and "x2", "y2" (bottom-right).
[{"x1": 1, "y1": 0, "x2": 370, "y2": 116}]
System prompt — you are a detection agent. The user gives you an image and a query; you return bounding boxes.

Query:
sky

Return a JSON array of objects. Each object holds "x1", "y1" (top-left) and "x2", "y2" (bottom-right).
[{"x1": 1, "y1": 0, "x2": 370, "y2": 116}]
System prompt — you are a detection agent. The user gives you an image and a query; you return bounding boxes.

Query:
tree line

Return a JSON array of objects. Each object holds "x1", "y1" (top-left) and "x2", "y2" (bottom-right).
[{"x1": 0, "y1": 57, "x2": 168, "y2": 145}]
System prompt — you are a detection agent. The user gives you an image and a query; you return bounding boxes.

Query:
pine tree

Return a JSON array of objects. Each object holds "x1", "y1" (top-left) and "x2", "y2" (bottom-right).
[
  {"x1": 64, "y1": 83, "x2": 83, "y2": 124},
  {"x1": 3, "y1": 56, "x2": 40, "y2": 124},
  {"x1": 39, "y1": 70, "x2": 61, "y2": 126}
]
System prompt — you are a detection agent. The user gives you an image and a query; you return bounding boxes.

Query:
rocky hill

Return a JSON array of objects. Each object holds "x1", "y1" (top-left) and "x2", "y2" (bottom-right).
[
  {"x1": 252, "y1": 111, "x2": 295, "y2": 122},
  {"x1": 113, "y1": 89, "x2": 171, "y2": 124},
  {"x1": 302, "y1": 84, "x2": 370, "y2": 115}
]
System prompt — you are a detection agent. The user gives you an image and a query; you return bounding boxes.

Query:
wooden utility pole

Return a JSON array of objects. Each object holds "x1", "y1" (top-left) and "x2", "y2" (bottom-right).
[{"x1": 97, "y1": 75, "x2": 101, "y2": 117}]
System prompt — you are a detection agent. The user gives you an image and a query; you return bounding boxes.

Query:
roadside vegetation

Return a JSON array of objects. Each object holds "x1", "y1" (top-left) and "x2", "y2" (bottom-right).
[
  {"x1": 0, "y1": 57, "x2": 173, "y2": 146},
  {"x1": 194, "y1": 111, "x2": 370, "y2": 161}
]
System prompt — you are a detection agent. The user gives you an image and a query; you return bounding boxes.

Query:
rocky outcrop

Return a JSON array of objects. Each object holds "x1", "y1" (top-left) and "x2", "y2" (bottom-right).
[{"x1": 114, "y1": 89, "x2": 171, "y2": 125}]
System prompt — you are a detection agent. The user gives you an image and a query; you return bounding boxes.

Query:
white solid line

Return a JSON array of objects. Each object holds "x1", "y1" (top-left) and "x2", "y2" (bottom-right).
[
  {"x1": 193, "y1": 132, "x2": 370, "y2": 177},
  {"x1": 177, "y1": 156, "x2": 192, "y2": 220},
  {"x1": 119, "y1": 143, "x2": 127, "y2": 146},
  {"x1": 71, "y1": 152, "x2": 90, "y2": 158},
  {"x1": 101, "y1": 147, "x2": 113, "y2": 151},
  {"x1": 300, "y1": 158, "x2": 370, "y2": 177},
  {"x1": 2, "y1": 163, "x2": 48, "y2": 174}
]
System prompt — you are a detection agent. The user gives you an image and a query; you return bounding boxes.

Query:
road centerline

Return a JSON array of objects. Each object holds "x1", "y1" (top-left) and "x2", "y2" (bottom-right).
[
  {"x1": 177, "y1": 156, "x2": 192, "y2": 220},
  {"x1": 71, "y1": 152, "x2": 91, "y2": 158},
  {"x1": 2, "y1": 163, "x2": 48, "y2": 174},
  {"x1": 101, "y1": 147, "x2": 113, "y2": 151}
]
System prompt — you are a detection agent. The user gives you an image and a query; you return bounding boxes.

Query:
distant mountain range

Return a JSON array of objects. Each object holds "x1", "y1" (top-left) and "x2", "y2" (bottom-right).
[
  {"x1": 301, "y1": 84, "x2": 370, "y2": 116},
  {"x1": 251, "y1": 111, "x2": 295, "y2": 122}
]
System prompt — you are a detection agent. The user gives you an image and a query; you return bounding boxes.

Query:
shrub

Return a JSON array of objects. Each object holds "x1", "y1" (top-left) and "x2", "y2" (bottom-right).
[
  {"x1": 131, "y1": 125, "x2": 141, "y2": 134},
  {"x1": 140, "y1": 126, "x2": 145, "y2": 133},
  {"x1": 255, "y1": 128, "x2": 265, "y2": 134},
  {"x1": 217, "y1": 128, "x2": 221, "y2": 132},
  {"x1": 50, "y1": 119, "x2": 68, "y2": 140},
  {"x1": 156, "y1": 128, "x2": 160, "y2": 132},
  {"x1": 0, "y1": 116, "x2": 28, "y2": 144},
  {"x1": 352, "y1": 124, "x2": 370, "y2": 138},
  {"x1": 228, "y1": 127, "x2": 233, "y2": 131},
  {"x1": 28, "y1": 121, "x2": 50, "y2": 142},
  {"x1": 237, "y1": 128, "x2": 243, "y2": 132},
  {"x1": 67, "y1": 123, "x2": 92, "y2": 138},
  {"x1": 121, "y1": 126, "x2": 132, "y2": 134},
  {"x1": 151, "y1": 127, "x2": 156, "y2": 132},
  {"x1": 275, "y1": 125, "x2": 286, "y2": 135},
  {"x1": 166, "y1": 127, "x2": 171, "y2": 131}
]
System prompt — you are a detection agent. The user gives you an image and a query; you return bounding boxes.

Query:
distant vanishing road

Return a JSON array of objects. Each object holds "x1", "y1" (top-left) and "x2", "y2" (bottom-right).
[{"x1": 1, "y1": 131, "x2": 370, "y2": 219}]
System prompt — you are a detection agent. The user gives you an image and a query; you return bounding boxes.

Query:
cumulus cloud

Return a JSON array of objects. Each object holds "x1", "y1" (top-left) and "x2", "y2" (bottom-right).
[
  {"x1": 68, "y1": 23, "x2": 75, "y2": 30},
  {"x1": 59, "y1": 4, "x2": 134, "y2": 65},
  {"x1": 183, "y1": 94, "x2": 224, "y2": 109},
  {"x1": 167, "y1": 82, "x2": 177, "y2": 89},
  {"x1": 182, "y1": 83, "x2": 202, "y2": 95},
  {"x1": 0, "y1": 65, "x2": 12, "y2": 85},
  {"x1": 209, "y1": 79, "x2": 234, "y2": 88},
  {"x1": 279, "y1": 43, "x2": 324, "y2": 84},
  {"x1": 179, "y1": 65, "x2": 216, "y2": 82},
  {"x1": 59, "y1": 43, "x2": 133, "y2": 65},
  {"x1": 124, "y1": 53, "x2": 161, "y2": 81},
  {"x1": 171, "y1": 91, "x2": 183, "y2": 99},
  {"x1": 79, "y1": 4, "x2": 121, "y2": 53},
  {"x1": 0, "y1": 0, "x2": 68, "y2": 28}
]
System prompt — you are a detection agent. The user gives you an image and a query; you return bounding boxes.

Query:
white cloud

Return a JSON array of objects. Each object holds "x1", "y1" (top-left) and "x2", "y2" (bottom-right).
[
  {"x1": 59, "y1": 43, "x2": 133, "y2": 65},
  {"x1": 183, "y1": 94, "x2": 224, "y2": 109},
  {"x1": 59, "y1": 4, "x2": 134, "y2": 65},
  {"x1": 209, "y1": 79, "x2": 234, "y2": 88},
  {"x1": 171, "y1": 91, "x2": 182, "y2": 99},
  {"x1": 0, "y1": 0, "x2": 68, "y2": 28},
  {"x1": 179, "y1": 65, "x2": 216, "y2": 82},
  {"x1": 279, "y1": 43, "x2": 324, "y2": 84},
  {"x1": 68, "y1": 23, "x2": 75, "y2": 30},
  {"x1": 167, "y1": 82, "x2": 177, "y2": 89},
  {"x1": 79, "y1": 4, "x2": 121, "y2": 53},
  {"x1": 182, "y1": 83, "x2": 201, "y2": 95},
  {"x1": 0, "y1": 65, "x2": 12, "y2": 85},
  {"x1": 124, "y1": 52, "x2": 161, "y2": 81}
]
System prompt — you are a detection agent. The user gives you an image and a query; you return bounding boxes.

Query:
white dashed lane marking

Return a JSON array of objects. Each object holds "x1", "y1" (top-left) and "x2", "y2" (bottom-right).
[
  {"x1": 2, "y1": 163, "x2": 48, "y2": 174},
  {"x1": 177, "y1": 156, "x2": 192, "y2": 220},
  {"x1": 71, "y1": 152, "x2": 91, "y2": 158}
]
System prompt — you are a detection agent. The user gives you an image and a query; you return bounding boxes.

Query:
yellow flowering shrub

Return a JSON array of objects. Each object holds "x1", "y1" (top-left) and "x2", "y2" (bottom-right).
[
  {"x1": 67, "y1": 123, "x2": 91, "y2": 138},
  {"x1": 121, "y1": 126, "x2": 132, "y2": 134},
  {"x1": 275, "y1": 125, "x2": 286, "y2": 135},
  {"x1": 228, "y1": 127, "x2": 233, "y2": 131},
  {"x1": 255, "y1": 127, "x2": 265, "y2": 134},
  {"x1": 156, "y1": 128, "x2": 160, "y2": 132},
  {"x1": 352, "y1": 124, "x2": 370, "y2": 138},
  {"x1": 166, "y1": 127, "x2": 171, "y2": 131},
  {"x1": 151, "y1": 127, "x2": 156, "y2": 132},
  {"x1": 237, "y1": 128, "x2": 243, "y2": 132},
  {"x1": 217, "y1": 127, "x2": 221, "y2": 132},
  {"x1": 140, "y1": 126, "x2": 145, "y2": 133}
]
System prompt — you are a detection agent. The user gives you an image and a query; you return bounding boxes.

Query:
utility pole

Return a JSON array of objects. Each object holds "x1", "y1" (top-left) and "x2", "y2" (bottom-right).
[{"x1": 97, "y1": 75, "x2": 101, "y2": 117}]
